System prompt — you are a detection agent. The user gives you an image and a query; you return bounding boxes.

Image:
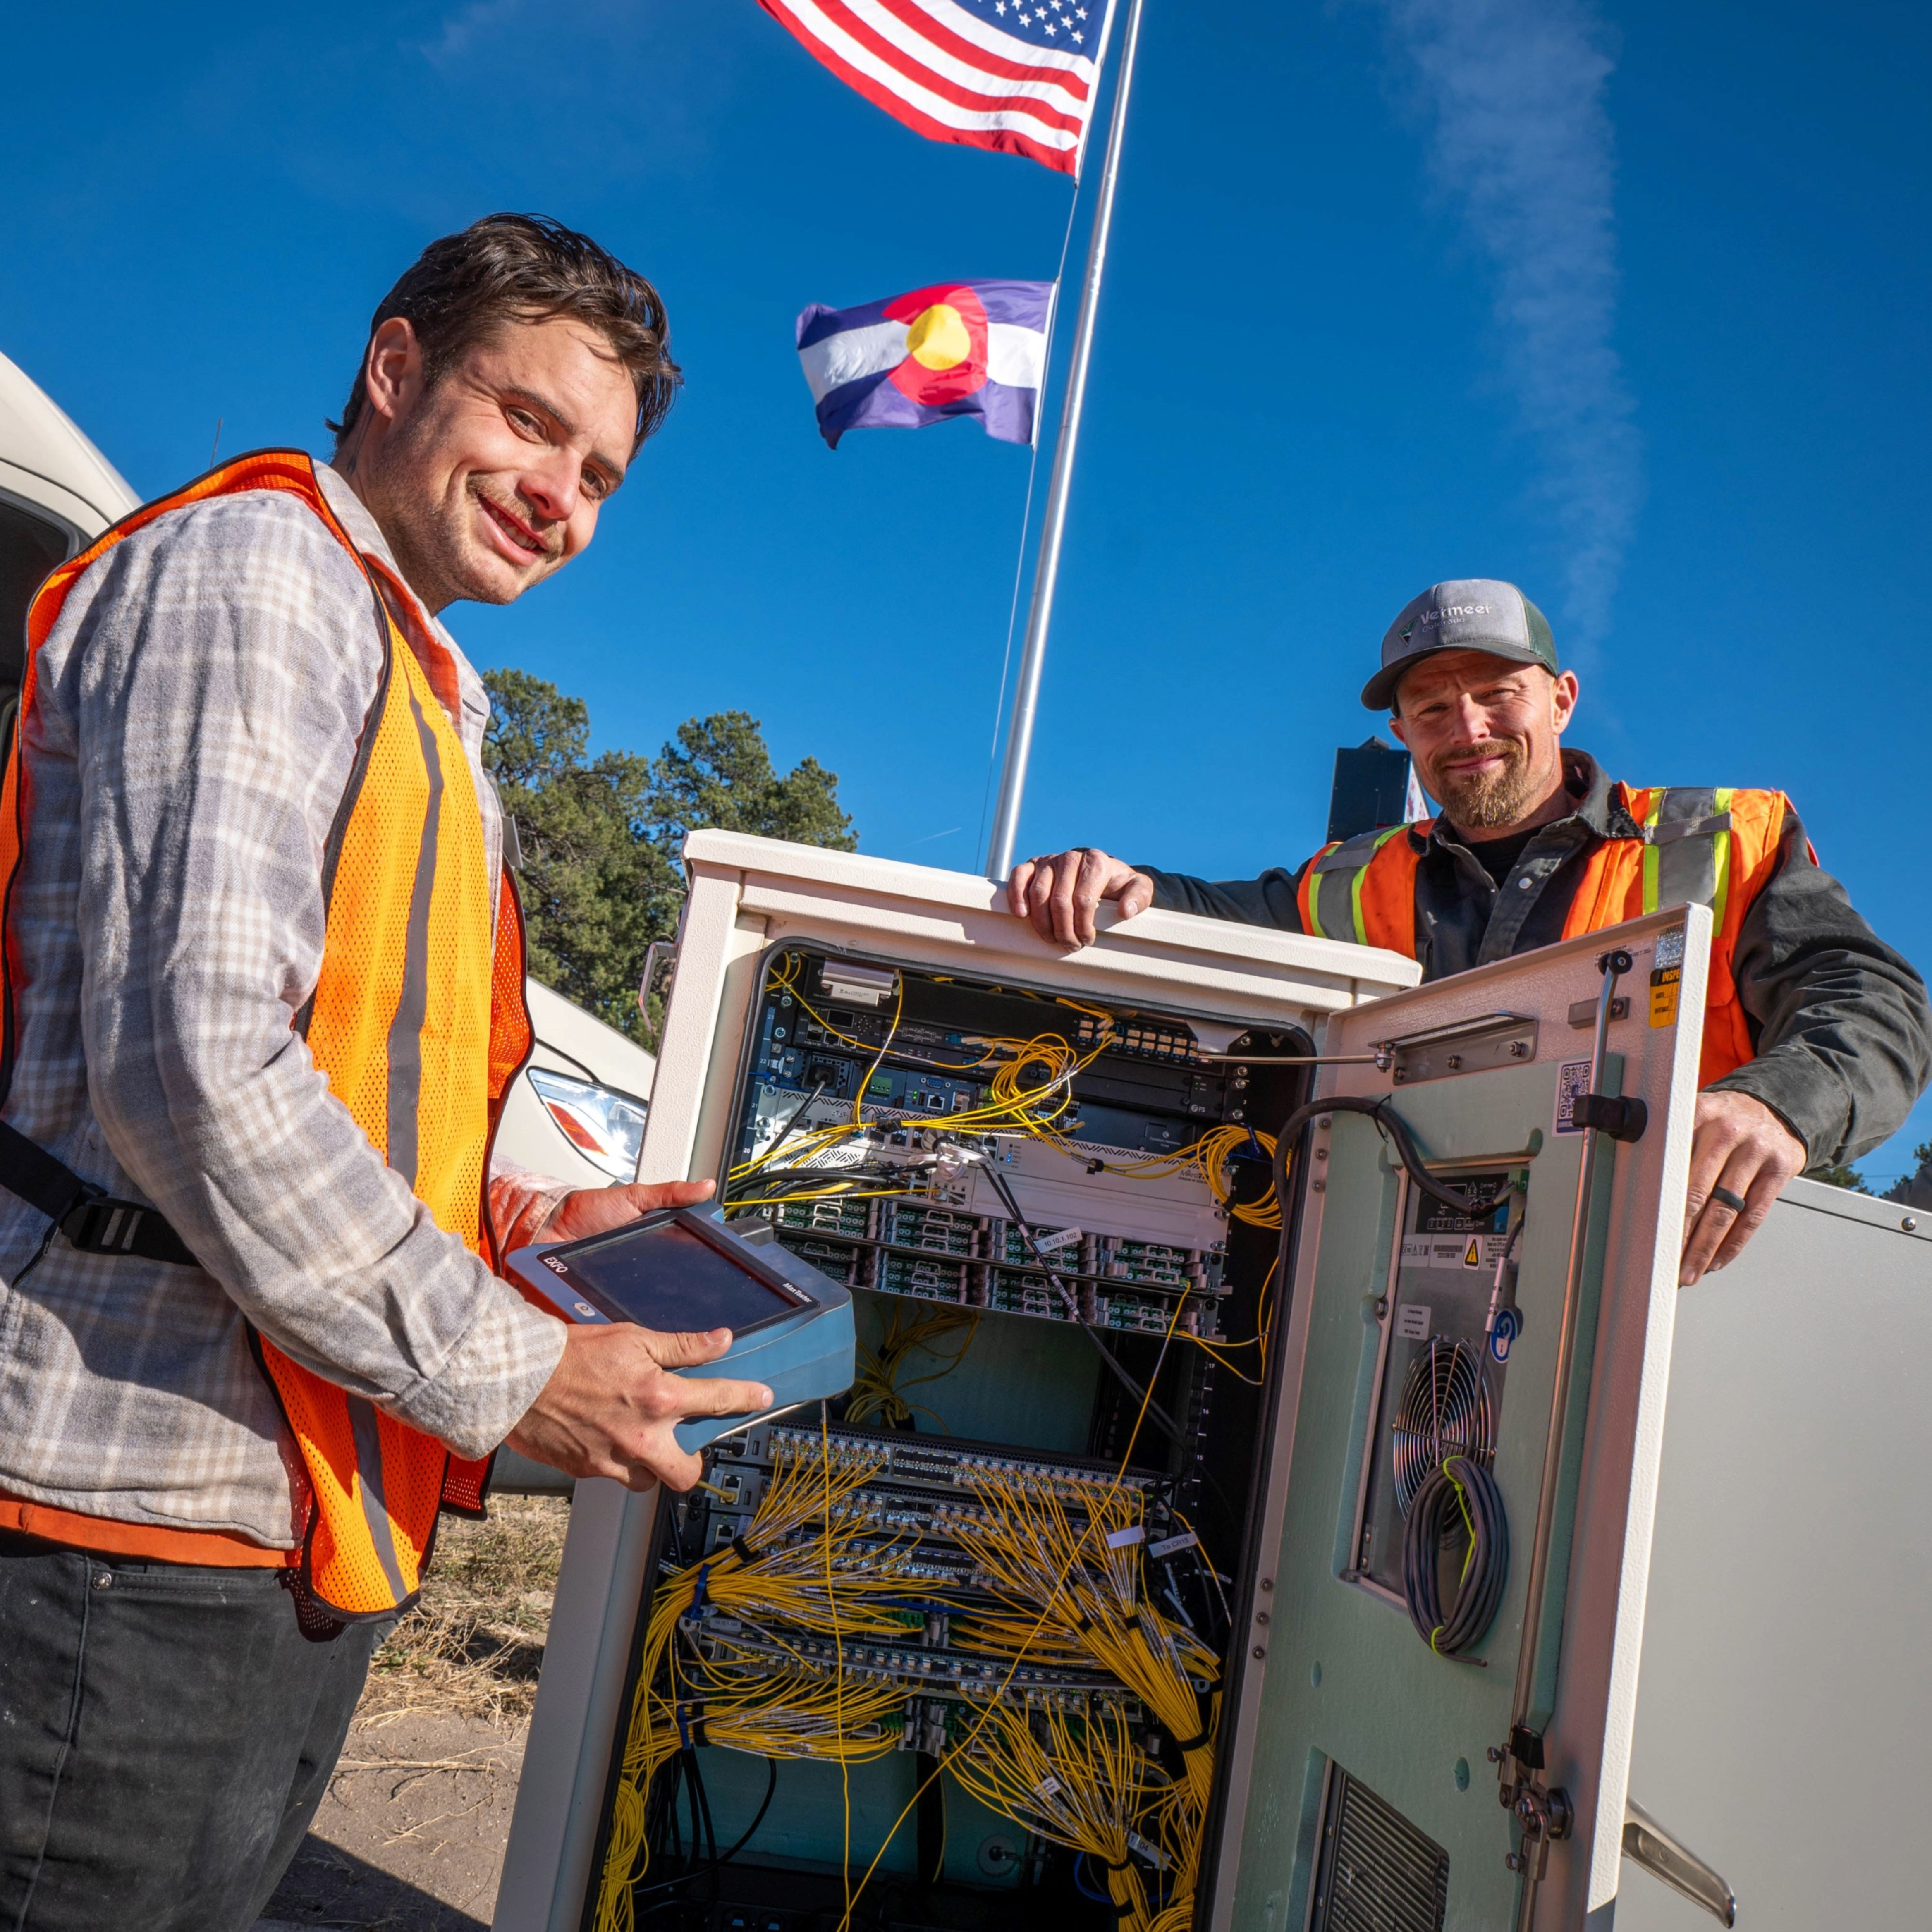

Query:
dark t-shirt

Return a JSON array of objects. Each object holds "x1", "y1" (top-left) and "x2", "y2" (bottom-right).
[{"x1": 1463, "y1": 825, "x2": 1539, "y2": 893}]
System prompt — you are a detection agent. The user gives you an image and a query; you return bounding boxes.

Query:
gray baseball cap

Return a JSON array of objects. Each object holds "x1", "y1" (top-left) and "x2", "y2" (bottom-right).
[{"x1": 1362, "y1": 579, "x2": 1558, "y2": 710}]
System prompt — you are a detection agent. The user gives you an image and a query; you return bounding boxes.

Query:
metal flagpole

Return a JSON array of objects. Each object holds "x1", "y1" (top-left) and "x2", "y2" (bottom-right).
[{"x1": 984, "y1": 0, "x2": 1147, "y2": 880}]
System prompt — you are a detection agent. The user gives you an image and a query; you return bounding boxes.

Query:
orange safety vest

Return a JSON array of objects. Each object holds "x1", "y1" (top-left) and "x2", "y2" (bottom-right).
[
  {"x1": 1294, "y1": 786, "x2": 1794, "y2": 1088},
  {"x1": 2, "y1": 450, "x2": 533, "y2": 1621}
]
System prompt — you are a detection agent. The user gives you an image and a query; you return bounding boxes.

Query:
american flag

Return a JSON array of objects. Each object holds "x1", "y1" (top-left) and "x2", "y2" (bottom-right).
[{"x1": 756, "y1": 0, "x2": 1117, "y2": 175}]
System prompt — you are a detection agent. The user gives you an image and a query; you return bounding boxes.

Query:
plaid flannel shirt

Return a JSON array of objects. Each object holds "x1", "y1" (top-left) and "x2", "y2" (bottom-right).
[{"x1": 0, "y1": 464, "x2": 569, "y2": 1549}]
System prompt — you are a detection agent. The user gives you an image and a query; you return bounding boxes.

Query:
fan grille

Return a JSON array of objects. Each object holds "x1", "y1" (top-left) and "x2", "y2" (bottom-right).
[{"x1": 1392, "y1": 1335, "x2": 1495, "y2": 1516}]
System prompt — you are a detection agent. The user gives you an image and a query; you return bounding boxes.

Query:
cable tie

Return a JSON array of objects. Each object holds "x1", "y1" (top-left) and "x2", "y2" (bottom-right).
[
  {"x1": 1171, "y1": 1724, "x2": 1210, "y2": 1751},
  {"x1": 729, "y1": 1534, "x2": 753, "y2": 1565}
]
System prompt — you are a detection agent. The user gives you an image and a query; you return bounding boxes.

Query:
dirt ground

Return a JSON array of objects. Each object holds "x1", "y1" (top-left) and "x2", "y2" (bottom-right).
[{"x1": 254, "y1": 1494, "x2": 570, "y2": 1932}]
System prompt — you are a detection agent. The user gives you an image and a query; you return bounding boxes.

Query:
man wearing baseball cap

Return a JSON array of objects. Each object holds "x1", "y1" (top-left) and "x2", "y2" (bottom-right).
[{"x1": 1005, "y1": 578, "x2": 1931, "y2": 1284}]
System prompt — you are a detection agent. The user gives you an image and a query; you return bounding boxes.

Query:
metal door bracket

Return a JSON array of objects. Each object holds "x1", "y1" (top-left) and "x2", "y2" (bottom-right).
[{"x1": 1381, "y1": 1012, "x2": 1539, "y2": 1085}]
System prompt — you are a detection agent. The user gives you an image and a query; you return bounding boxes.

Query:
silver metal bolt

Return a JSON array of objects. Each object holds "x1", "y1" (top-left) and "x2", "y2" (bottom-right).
[
  {"x1": 1255, "y1": 1610, "x2": 1270, "y2": 1626},
  {"x1": 1252, "y1": 1646, "x2": 1267, "y2": 1661},
  {"x1": 1317, "y1": 1115, "x2": 1332, "y2": 1129},
  {"x1": 1312, "y1": 1179, "x2": 1326, "y2": 1192},
  {"x1": 1260, "y1": 1576, "x2": 1274, "y2": 1591},
  {"x1": 1905, "y1": 1217, "x2": 1919, "y2": 1233},
  {"x1": 1509, "y1": 1040, "x2": 1529, "y2": 1059}
]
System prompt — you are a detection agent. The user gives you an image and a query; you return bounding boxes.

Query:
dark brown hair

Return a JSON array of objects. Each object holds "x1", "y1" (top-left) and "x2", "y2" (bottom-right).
[{"x1": 328, "y1": 213, "x2": 679, "y2": 455}]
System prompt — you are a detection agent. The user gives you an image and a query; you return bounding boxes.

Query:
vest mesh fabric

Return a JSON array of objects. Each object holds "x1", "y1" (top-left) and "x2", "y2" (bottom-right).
[
  {"x1": 1306, "y1": 786, "x2": 1790, "y2": 1089},
  {"x1": 8, "y1": 452, "x2": 533, "y2": 1619}
]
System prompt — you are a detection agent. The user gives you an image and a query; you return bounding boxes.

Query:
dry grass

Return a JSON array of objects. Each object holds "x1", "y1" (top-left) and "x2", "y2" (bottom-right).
[{"x1": 360, "y1": 1495, "x2": 571, "y2": 1728}]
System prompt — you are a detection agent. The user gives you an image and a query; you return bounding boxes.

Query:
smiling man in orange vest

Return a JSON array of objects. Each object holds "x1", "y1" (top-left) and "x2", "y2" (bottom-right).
[
  {"x1": 0, "y1": 216, "x2": 773, "y2": 1929},
  {"x1": 1007, "y1": 579, "x2": 1931, "y2": 1284}
]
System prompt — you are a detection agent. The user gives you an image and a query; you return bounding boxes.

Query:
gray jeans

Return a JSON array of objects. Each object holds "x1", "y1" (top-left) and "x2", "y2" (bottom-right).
[{"x1": 0, "y1": 1529, "x2": 385, "y2": 1932}]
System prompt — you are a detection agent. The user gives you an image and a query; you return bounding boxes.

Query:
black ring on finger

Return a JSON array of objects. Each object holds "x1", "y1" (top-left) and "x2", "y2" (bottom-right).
[{"x1": 1708, "y1": 1184, "x2": 1746, "y2": 1214}]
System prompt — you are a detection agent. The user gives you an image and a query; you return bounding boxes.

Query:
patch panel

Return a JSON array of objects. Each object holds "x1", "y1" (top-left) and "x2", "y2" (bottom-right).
[
  {"x1": 755, "y1": 1201, "x2": 1230, "y2": 1334},
  {"x1": 876, "y1": 1201, "x2": 978, "y2": 1255},
  {"x1": 747, "y1": 1420, "x2": 1163, "y2": 1498},
  {"x1": 685, "y1": 1615, "x2": 1145, "y2": 1714},
  {"x1": 774, "y1": 1196, "x2": 872, "y2": 1239},
  {"x1": 879, "y1": 1251, "x2": 971, "y2": 1301}
]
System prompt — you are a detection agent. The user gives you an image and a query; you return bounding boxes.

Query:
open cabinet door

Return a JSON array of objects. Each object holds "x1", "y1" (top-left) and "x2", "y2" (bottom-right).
[{"x1": 1210, "y1": 905, "x2": 1713, "y2": 1932}]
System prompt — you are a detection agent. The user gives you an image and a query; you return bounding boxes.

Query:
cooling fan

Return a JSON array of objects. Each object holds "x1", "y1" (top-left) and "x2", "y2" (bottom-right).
[{"x1": 1391, "y1": 1334, "x2": 1496, "y2": 1516}]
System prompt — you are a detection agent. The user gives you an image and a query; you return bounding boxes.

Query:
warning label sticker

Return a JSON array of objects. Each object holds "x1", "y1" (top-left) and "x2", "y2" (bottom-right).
[
  {"x1": 1395, "y1": 1302, "x2": 1432, "y2": 1340},
  {"x1": 1401, "y1": 1233, "x2": 1511, "y2": 1272},
  {"x1": 1649, "y1": 965, "x2": 1681, "y2": 1029}
]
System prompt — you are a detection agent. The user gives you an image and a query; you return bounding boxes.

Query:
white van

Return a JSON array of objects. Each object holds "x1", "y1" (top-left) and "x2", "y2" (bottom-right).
[{"x1": 0, "y1": 349, "x2": 651, "y2": 1204}]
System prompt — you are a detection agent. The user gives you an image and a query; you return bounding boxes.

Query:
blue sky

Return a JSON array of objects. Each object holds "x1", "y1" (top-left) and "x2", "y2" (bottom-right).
[{"x1": 6, "y1": 0, "x2": 1928, "y2": 1181}]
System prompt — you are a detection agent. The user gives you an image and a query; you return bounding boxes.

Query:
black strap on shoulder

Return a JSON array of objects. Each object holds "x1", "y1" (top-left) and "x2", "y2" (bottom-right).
[{"x1": 0, "y1": 1117, "x2": 197, "y2": 1266}]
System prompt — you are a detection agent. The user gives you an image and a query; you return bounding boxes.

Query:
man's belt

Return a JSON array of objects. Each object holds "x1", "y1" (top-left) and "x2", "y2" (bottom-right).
[{"x1": 0, "y1": 1117, "x2": 197, "y2": 1265}]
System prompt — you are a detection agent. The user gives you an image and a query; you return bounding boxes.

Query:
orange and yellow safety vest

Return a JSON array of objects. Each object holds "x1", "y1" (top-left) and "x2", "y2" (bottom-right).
[
  {"x1": 1295, "y1": 786, "x2": 1794, "y2": 1088},
  {"x1": 2, "y1": 450, "x2": 532, "y2": 1620}
]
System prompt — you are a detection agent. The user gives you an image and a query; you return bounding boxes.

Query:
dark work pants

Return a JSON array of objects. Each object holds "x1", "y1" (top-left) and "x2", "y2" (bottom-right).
[{"x1": 0, "y1": 1530, "x2": 386, "y2": 1932}]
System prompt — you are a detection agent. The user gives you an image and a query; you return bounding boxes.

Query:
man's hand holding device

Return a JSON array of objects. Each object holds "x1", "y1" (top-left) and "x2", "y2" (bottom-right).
[
  {"x1": 502, "y1": 1176, "x2": 855, "y2": 1496},
  {"x1": 505, "y1": 1178, "x2": 772, "y2": 1494}
]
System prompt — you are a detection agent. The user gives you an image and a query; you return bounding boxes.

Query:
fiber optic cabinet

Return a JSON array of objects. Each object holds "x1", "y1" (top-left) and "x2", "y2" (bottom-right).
[{"x1": 496, "y1": 832, "x2": 1727, "y2": 1932}]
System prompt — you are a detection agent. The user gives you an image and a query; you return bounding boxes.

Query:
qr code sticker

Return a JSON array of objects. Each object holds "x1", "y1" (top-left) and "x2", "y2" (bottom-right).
[{"x1": 1554, "y1": 1058, "x2": 1594, "y2": 1134}]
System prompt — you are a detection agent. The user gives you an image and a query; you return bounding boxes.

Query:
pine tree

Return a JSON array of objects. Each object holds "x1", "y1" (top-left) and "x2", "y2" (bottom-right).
[{"x1": 484, "y1": 673, "x2": 855, "y2": 1048}]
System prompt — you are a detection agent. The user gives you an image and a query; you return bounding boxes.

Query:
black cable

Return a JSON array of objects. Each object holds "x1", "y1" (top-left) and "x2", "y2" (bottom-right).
[
  {"x1": 1269, "y1": 1095, "x2": 1482, "y2": 1224},
  {"x1": 1401, "y1": 1454, "x2": 1509, "y2": 1657},
  {"x1": 764, "y1": 1081, "x2": 827, "y2": 1153},
  {"x1": 983, "y1": 1165, "x2": 1191, "y2": 1449},
  {"x1": 633, "y1": 1755, "x2": 779, "y2": 1909},
  {"x1": 690, "y1": 1747, "x2": 723, "y2": 1904},
  {"x1": 687, "y1": 1747, "x2": 715, "y2": 1894}
]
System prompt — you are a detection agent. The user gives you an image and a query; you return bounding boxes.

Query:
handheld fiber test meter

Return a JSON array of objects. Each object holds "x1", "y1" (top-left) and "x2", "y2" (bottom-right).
[{"x1": 504, "y1": 1208, "x2": 855, "y2": 1452}]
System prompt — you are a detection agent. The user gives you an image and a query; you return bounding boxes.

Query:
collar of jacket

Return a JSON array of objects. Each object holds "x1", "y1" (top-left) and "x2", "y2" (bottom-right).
[{"x1": 1421, "y1": 748, "x2": 1639, "y2": 855}]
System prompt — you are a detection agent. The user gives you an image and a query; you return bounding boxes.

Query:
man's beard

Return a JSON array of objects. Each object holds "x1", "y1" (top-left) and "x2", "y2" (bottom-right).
[{"x1": 1424, "y1": 738, "x2": 1553, "y2": 830}]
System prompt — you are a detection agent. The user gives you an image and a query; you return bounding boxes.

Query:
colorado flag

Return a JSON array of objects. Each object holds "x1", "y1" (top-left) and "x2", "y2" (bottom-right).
[{"x1": 796, "y1": 279, "x2": 1053, "y2": 449}]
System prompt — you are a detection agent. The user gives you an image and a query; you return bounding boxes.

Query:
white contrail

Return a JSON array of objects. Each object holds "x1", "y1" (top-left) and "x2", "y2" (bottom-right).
[{"x1": 1373, "y1": 0, "x2": 1641, "y2": 655}]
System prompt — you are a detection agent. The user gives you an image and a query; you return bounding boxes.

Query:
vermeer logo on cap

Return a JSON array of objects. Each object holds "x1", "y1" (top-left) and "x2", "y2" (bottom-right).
[{"x1": 1401, "y1": 603, "x2": 1494, "y2": 643}]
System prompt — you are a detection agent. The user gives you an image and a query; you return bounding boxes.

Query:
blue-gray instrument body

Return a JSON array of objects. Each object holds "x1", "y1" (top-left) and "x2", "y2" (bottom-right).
[{"x1": 503, "y1": 1208, "x2": 855, "y2": 1453}]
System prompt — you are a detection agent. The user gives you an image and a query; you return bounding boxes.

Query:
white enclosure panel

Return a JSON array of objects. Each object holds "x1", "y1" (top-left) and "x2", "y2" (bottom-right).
[
  {"x1": 1616, "y1": 1178, "x2": 1932, "y2": 1930},
  {"x1": 494, "y1": 834, "x2": 1418, "y2": 1931}
]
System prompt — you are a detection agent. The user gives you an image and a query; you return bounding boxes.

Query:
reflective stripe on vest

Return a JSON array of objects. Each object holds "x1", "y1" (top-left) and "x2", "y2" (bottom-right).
[
  {"x1": 8, "y1": 450, "x2": 533, "y2": 1619},
  {"x1": 1302, "y1": 784, "x2": 1790, "y2": 1089},
  {"x1": 1301, "y1": 823, "x2": 1421, "y2": 947},
  {"x1": 1639, "y1": 786, "x2": 1734, "y2": 931}
]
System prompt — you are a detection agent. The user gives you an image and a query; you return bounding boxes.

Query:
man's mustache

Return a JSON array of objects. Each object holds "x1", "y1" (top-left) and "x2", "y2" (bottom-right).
[{"x1": 1434, "y1": 739, "x2": 1523, "y2": 777}]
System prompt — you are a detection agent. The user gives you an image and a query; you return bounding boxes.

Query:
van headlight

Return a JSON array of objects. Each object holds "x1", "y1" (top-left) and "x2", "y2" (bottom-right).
[{"x1": 526, "y1": 1068, "x2": 648, "y2": 1182}]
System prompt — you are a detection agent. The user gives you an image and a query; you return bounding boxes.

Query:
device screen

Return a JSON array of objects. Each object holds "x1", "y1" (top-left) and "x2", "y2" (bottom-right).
[{"x1": 563, "y1": 1220, "x2": 802, "y2": 1335}]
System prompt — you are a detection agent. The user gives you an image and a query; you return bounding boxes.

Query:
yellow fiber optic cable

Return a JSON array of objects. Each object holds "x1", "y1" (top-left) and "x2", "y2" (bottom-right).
[{"x1": 830, "y1": 1291, "x2": 1191, "y2": 1932}]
